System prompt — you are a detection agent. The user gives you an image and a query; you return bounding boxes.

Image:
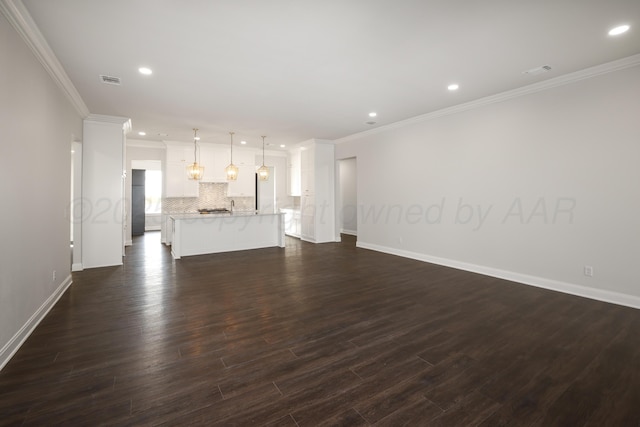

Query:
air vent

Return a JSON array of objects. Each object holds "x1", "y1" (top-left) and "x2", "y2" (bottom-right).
[
  {"x1": 522, "y1": 65, "x2": 552, "y2": 76},
  {"x1": 100, "y1": 75, "x2": 121, "y2": 85}
]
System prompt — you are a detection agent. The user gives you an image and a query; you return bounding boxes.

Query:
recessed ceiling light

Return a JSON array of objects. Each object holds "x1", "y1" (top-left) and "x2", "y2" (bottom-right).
[
  {"x1": 448, "y1": 83, "x2": 459, "y2": 91},
  {"x1": 138, "y1": 67, "x2": 152, "y2": 75},
  {"x1": 608, "y1": 25, "x2": 630, "y2": 36},
  {"x1": 369, "y1": 112, "x2": 377, "y2": 117},
  {"x1": 280, "y1": 144, "x2": 286, "y2": 148},
  {"x1": 138, "y1": 131, "x2": 146, "y2": 136},
  {"x1": 194, "y1": 136, "x2": 200, "y2": 141},
  {"x1": 240, "y1": 140, "x2": 247, "y2": 145}
]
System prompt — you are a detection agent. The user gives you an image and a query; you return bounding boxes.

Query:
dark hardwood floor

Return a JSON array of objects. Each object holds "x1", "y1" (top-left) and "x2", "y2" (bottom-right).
[{"x1": 1, "y1": 232, "x2": 639, "y2": 426}]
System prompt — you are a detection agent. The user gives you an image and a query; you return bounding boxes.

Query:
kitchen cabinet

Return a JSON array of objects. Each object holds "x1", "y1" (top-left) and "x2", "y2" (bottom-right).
[
  {"x1": 300, "y1": 195, "x2": 315, "y2": 240},
  {"x1": 165, "y1": 143, "x2": 199, "y2": 197},
  {"x1": 281, "y1": 208, "x2": 301, "y2": 237},
  {"x1": 287, "y1": 149, "x2": 301, "y2": 196},
  {"x1": 200, "y1": 144, "x2": 229, "y2": 183},
  {"x1": 298, "y1": 140, "x2": 335, "y2": 243},
  {"x1": 231, "y1": 147, "x2": 257, "y2": 166},
  {"x1": 300, "y1": 146, "x2": 315, "y2": 196},
  {"x1": 169, "y1": 212, "x2": 284, "y2": 259},
  {"x1": 201, "y1": 144, "x2": 257, "y2": 185},
  {"x1": 227, "y1": 164, "x2": 256, "y2": 197},
  {"x1": 166, "y1": 161, "x2": 199, "y2": 197}
]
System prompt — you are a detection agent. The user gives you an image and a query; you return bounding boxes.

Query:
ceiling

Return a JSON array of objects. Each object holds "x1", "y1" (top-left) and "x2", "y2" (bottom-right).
[{"x1": 19, "y1": 0, "x2": 640, "y2": 148}]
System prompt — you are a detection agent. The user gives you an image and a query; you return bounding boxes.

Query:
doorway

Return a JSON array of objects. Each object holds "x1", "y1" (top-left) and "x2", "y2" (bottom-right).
[
  {"x1": 130, "y1": 160, "x2": 162, "y2": 239},
  {"x1": 131, "y1": 169, "x2": 145, "y2": 236},
  {"x1": 337, "y1": 157, "x2": 357, "y2": 237}
]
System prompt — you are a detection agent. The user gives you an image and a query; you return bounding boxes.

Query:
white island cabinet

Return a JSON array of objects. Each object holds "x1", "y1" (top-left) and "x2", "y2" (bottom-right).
[{"x1": 170, "y1": 212, "x2": 284, "y2": 259}]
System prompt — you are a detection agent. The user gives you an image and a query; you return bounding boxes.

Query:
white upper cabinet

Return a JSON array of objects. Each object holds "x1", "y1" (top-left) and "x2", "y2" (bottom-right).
[
  {"x1": 287, "y1": 148, "x2": 301, "y2": 196},
  {"x1": 200, "y1": 144, "x2": 229, "y2": 183},
  {"x1": 165, "y1": 143, "x2": 199, "y2": 197},
  {"x1": 227, "y1": 165, "x2": 256, "y2": 197},
  {"x1": 224, "y1": 146, "x2": 256, "y2": 197},
  {"x1": 300, "y1": 145, "x2": 315, "y2": 196},
  {"x1": 230, "y1": 147, "x2": 256, "y2": 166}
]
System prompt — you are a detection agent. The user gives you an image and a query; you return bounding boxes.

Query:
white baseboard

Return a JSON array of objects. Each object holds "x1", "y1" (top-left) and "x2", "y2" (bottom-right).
[
  {"x1": 71, "y1": 262, "x2": 83, "y2": 272},
  {"x1": 145, "y1": 226, "x2": 161, "y2": 231},
  {"x1": 340, "y1": 228, "x2": 357, "y2": 236},
  {"x1": 125, "y1": 239, "x2": 133, "y2": 246},
  {"x1": 0, "y1": 274, "x2": 73, "y2": 371},
  {"x1": 356, "y1": 241, "x2": 640, "y2": 310}
]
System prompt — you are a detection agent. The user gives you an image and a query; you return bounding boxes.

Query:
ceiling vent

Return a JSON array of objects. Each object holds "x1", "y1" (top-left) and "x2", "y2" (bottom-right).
[
  {"x1": 522, "y1": 65, "x2": 552, "y2": 76},
  {"x1": 100, "y1": 75, "x2": 121, "y2": 85}
]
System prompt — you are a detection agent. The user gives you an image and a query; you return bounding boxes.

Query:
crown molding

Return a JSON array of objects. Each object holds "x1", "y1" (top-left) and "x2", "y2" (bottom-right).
[
  {"x1": 126, "y1": 139, "x2": 167, "y2": 149},
  {"x1": 0, "y1": 0, "x2": 90, "y2": 117},
  {"x1": 85, "y1": 114, "x2": 132, "y2": 133},
  {"x1": 336, "y1": 53, "x2": 640, "y2": 144}
]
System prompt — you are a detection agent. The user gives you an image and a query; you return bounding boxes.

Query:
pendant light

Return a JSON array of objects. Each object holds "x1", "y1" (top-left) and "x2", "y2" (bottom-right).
[
  {"x1": 186, "y1": 128, "x2": 204, "y2": 180},
  {"x1": 225, "y1": 131, "x2": 239, "y2": 181},
  {"x1": 257, "y1": 135, "x2": 269, "y2": 181}
]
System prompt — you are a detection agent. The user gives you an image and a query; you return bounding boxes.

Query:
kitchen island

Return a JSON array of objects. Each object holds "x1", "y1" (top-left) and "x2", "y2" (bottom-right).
[{"x1": 169, "y1": 212, "x2": 285, "y2": 259}]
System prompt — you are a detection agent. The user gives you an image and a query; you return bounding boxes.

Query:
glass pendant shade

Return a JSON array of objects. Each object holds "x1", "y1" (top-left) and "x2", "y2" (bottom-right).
[
  {"x1": 258, "y1": 135, "x2": 269, "y2": 181},
  {"x1": 187, "y1": 128, "x2": 204, "y2": 180},
  {"x1": 225, "y1": 163, "x2": 239, "y2": 181},
  {"x1": 257, "y1": 165, "x2": 269, "y2": 181},
  {"x1": 187, "y1": 162, "x2": 204, "y2": 180},
  {"x1": 226, "y1": 131, "x2": 238, "y2": 181}
]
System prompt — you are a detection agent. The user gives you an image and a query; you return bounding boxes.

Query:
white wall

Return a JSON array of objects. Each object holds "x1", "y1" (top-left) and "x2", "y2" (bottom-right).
[
  {"x1": 338, "y1": 158, "x2": 357, "y2": 235},
  {"x1": 0, "y1": 13, "x2": 82, "y2": 368},
  {"x1": 335, "y1": 63, "x2": 640, "y2": 307},
  {"x1": 82, "y1": 116, "x2": 128, "y2": 268}
]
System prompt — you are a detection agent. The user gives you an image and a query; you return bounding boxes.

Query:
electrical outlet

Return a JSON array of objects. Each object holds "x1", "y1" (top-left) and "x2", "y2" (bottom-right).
[
  {"x1": 52, "y1": 270, "x2": 56, "y2": 282},
  {"x1": 584, "y1": 266, "x2": 593, "y2": 277}
]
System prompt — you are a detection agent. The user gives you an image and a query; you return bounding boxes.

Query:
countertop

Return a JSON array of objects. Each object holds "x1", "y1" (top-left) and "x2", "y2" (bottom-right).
[{"x1": 170, "y1": 211, "x2": 283, "y2": 220}]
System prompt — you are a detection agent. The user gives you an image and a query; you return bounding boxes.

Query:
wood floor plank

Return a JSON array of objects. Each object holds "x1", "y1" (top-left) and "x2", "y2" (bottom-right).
[
  {"x1": 373, "y1": 396, "x2": 443, "y2": 426},
  {"x1": 541, "y1": 317, "x2": 640, "y2": 426},
  {"x1": 0, "y1": 232, "x2": 639, "y2": 425},
  {"x1": 290, "y1": 357, "x2": 431, "y2": 426},
  {"x1": 429, "y1": 389, "x2": 500, "y2": 426}
]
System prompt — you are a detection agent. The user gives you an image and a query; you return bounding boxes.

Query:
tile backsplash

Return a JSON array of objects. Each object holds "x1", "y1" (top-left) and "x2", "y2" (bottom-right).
[{"x1": 163, "y1": 182, "x2": 254, "y2": 213}]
